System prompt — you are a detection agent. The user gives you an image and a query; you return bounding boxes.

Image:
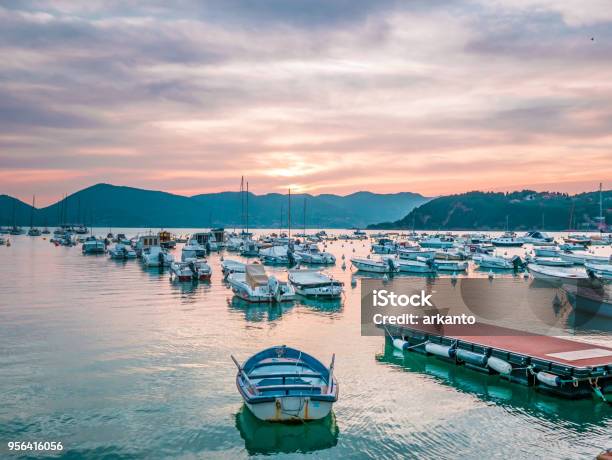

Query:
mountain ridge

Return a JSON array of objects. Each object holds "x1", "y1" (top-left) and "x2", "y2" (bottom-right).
[
  {"x1": 368, "y1": 189, "x2": 610, "y2": 231},
  {"x1": 0, "y1": 183, "x2": 429, "y2": 229}
]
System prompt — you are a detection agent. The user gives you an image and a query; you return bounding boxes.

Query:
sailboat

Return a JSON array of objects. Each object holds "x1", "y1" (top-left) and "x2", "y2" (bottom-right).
[{"x1": 27, "y1": 195, "x2": 41, "y2": 236}]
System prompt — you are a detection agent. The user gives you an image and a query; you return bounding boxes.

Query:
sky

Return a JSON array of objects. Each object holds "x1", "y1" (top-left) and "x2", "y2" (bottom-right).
[{"x1": 0, "y1": 0, "x2": 611, "y2": 206}]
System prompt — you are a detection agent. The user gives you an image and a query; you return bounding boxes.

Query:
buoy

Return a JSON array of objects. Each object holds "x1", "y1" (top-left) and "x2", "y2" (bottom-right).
[
  {"x1": 367, "y1": 254, "x2": 371, "y2": 259},
  {"x1": 341, "y1": 254, "x2": 345, "y2": 260},
  {"x1": 382, "y1": 273, "x2": 389, "y2": 283},
  {"x1": 393, "y1": 338, "x2": 409, "y2": 351},
  {"x1": 536, "y1": 371, "x2": 561, "y2": 387},
  {"x1": 351, "y1": 276, "x2": 357, "y2": 287},
  {"x1": 488, "y1": 270, "x2": 494, "y2": 280},
  {"x1": 456, "y1": 349, "x2": 488, "y2": 367},
  {"x1": 220, "y1": 255, "x2": 224, "y2": 261},
  {"x1": 451, "y1": 271, "x2": 458, "y2": 281},
  {"x1": 352, "y1": 248, "x2": 355, "y2": 252},
  {"x1": 523, "y1": 271, "x2": 529, "y2": 279},
  {"x1": 425, "y1": 343, "x2": 455, "y2": 358},
  {"x1": 487, "y1": 356, "x2": 512, "y2": 375},
  {"x1": 341, "y1": 261, "x2": 346, "y2": 270}
]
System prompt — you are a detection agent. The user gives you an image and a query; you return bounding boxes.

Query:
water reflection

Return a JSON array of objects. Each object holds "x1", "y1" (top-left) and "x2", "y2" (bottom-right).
[
  {"x1": 298, "y1": 296, "x2": 344, "y2": 314},
  {"x1": 235, "y1": 406, "x2": 339, "y2": 455},
  {"x1": 228, "y1": 297, "x2": 295, "y2": 322},
  {"x1": 376, "y1": 340, "x2": 611, "y2": 427}
]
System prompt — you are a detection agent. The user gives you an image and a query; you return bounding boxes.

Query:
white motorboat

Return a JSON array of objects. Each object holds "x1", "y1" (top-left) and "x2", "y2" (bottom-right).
[
  {"x1": 419, "y1": 237, "x2": 454, "y2": 249},
  {"x1": 435, "y1": 249, "x2": 468, "y2": 261},
  {"x1": 190, "y1": 231, "x2": 219, "y2": 252},
  {"x1": 108, "y1": 243, "x2": 137, "y2": 260},
  {"x1": 564, "y1": 234, "x2": 591, "y2": 245},
  {"x1": 585, "y1": 262, "x2": 612, "y2": 281},
  {"x1": 519, "y1": 231, "x2": 555, "y2": 245},
  {"x1": 532, "y1": 257, "x2": 573, "y2": 267},
  {"x1": 142, "y1": 246, "x2": 174, "y2": 267},
  {"x1": 134, "y1": 234, "x2": 160, "y2": 257},
  {"x1": 563, "y1": 284, "x2": 612, "y2": 318},
  {"x1": 189, "y1": 259, "x2": 212, "y2": 281},
  {"x1": 232, "y1": 345, "x2": 338, "y2": 422},
  {"x1": 397, "y1": 247, "x2": 436, "y2": 260},
  {"x1": 559, "y1": 243, "x2": 586, "y2": 251},
  {"x1": 533, "y1": 247, "x2": 560, "y2": 257},
  {"x1": 221, "y1": 259, "x2": 246, "y2": 278},
  {"x1": 227, "y1": 264, "x2": 296, "y2": 303},
  {"x1": 473, "y1": 254, "x2": 521, "y2": 269},
  {"x1": 82, "y1": 238, "x2": 106, "y2": 255},
  {"x1": 184, "y1": 239, "x2": 207, "y2": 257},
  {"x1": 350, "y1": 257, "x2": 398, "y2": 273},
  {"x1": 294, "y1": 244, "x2": 335, "y2": 264},
  {"x1": 382, "y1": 256, "x2": 434, "y2": 273},
  {"x1": 527, "y1": 264, "x2": 588, "y2": 282},
  {"x1": 491, "y1": 232, "x2": 524, "y2": 247},
  {"x1": 288, "y1": 270, "x2": 343, "y2": 298},
  {"x1": 371, "y1": 238, "x2": 397, "y2": 254},
  {"x1": 259, "y1": 246, "x2": 301, "y2": 266},
  {"x1": 559, "y1": 251, "x2": 611, "y2": 265},
  {"x1": 170, "y1": 261, "x2": 194, "y2": 282},
  {"x1": 433, "y1": 260, "x2": 468, "y2": 271},
  {"x1": 240, "y1": 239, "x2": 260, "y2": 257}
]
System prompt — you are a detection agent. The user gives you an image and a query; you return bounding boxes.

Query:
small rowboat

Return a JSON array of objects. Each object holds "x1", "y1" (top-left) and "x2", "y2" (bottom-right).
[{"x1": 232, "y1": 345, "x2": 338, "y2": 422}]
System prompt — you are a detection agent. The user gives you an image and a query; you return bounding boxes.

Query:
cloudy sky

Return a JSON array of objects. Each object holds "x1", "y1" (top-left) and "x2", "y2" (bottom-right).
[{"x1": 1, "y1": 0, "x2": 611, "y2": 205}]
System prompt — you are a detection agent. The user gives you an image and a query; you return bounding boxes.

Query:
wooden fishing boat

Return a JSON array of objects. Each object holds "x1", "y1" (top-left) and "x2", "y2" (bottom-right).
[{"x1": 232, "y1": 345, "x2": 338, "y2": 422}]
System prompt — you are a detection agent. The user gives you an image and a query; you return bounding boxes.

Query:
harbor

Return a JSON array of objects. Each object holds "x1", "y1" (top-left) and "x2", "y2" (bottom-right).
[{"x1": 0, "y1": 228, "x2": 610, "y2": 458}]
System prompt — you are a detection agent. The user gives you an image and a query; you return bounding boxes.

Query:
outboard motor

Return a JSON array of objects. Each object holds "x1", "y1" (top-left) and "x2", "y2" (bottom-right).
[
  {"x1": 205, "y1": 241, "x2": 211, "y2": 254},
  {"x1": 267, "y1": 276, "x2": 280, "y2": 301},
  {"x1": 386, "y1": 257, "x2": 397, "y2": 272},
  {"x1": 287, "y1": 250, "x2": 296, "y2": 266},
  {"x1": 511, "y1": 256, "x2": 524, "y2": 270},
  {"x1": 158, "y1": 251, "x2": 164, "y2": 266}
]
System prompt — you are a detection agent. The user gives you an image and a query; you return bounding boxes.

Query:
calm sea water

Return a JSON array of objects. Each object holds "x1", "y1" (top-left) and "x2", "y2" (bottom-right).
[{"x1": 0, "y1": 229, "x2": 610, "y2": 459}]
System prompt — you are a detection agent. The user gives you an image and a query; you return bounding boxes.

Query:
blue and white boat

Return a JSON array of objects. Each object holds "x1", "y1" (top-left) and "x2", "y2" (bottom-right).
[{"x1": 232, "y1": 345, "x2": 338, "y2": 422}]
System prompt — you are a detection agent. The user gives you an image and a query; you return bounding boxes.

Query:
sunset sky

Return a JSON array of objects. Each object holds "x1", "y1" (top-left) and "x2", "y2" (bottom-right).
[{"x1": 1, "y1": 1, "x2": 611, "y2": 205}]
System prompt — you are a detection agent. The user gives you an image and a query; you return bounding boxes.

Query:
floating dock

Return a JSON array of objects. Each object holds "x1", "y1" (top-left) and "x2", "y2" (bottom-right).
[{"x1": 384, "y1": 323, "x2": 612, "y2": 400}]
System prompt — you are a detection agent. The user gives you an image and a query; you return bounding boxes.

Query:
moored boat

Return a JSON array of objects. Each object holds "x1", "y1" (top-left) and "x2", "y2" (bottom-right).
[
  {"x1": 227, "y1": 264, "x2": 296, "y2": 302},
  {"x1": 232, "y1": 345, "x2": 338, "y2": 422},
  {"x1": 527, "y1": 264, "x2": 588, "y2": 282},
  {"x1": 532, "y1": 257, "x2": 573, "y2": 267},
  {"x1": 82, "y1": 237, "x2": 106, "y2": 254},
  {"x1": 350, "y1": 257, "x2": 398, "y2": 273},
  {"x1": 433, "y1": 260, "x2": 468, "y2": 271},
  {"x1": 108, "y1": 243, "x2": 137, "y2": 259},
  {"x1": 585, "y1": 262, "x2": 612, "y2": 281},
  {"x1": 559, "y1": 251, "x2": 611, "y2": 265},
  {"x1": 221, "y1": 259, "x2": 246, "y2": 278},
  {"x1": 473, "y1": 254, "x2": 522, "y2": 270},
  {"x1": 142, "y1": 246, "x2": 174, "y2": 267},
  {"x1": 288, "y1": 270, "x2": 343, "y2": 298},
  {"x1": 383, "y1": 256, "x2": 435, "y2": 273},
  {"x1": 491, "y1": 232, "x2": 523, "y2": 247},
  {"x1": 170, "y1": 261, "x2": 194, "y2": 281}
]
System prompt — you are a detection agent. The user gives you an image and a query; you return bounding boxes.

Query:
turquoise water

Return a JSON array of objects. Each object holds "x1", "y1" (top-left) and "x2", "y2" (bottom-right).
[{"x1": 0, "y1": 230, "x2": 610, "y2": 459}]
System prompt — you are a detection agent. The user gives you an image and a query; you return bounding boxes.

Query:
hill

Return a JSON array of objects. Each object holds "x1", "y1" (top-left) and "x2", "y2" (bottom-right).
[
  {"x1": 0, "y1": 184, "x2": 429, "y2": 229},
  {"x1": 368, "y1": 190, "x2": 610, "y2": 231}
]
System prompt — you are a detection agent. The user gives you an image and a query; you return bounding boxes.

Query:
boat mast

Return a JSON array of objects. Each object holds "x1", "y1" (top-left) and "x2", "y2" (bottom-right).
[
  {"x1": 30, "y1": 195, "x2": 35, "y2": 228},
  {"x1": 288, "y1": 188, "x2": 291, "y2": 239},
  {"x1": 240, "y1": 176, "x2": 244, "y2": 233},
  {"x1": 246, "y1": 181, "x2": 249, "y2": 234},
  {"x1": 599, "y1": 182, "x2": 604, "y2": 230},
  {"x1": 303, "y1": 196, "x2": 306, "y2": 235}
]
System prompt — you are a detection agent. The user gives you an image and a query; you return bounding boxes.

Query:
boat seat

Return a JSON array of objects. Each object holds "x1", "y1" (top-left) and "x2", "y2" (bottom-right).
[
  {"x1": 256, "y1": 384, "x2": 320, "y2": 392},
  {"x1": 248, "y1": 371, "x2": 322, "y2": 379}
]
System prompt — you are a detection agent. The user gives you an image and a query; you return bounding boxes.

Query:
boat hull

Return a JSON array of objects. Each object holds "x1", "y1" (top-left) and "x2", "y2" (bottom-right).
[{"x1": 245, "y1": 397, "x2": 333, "y2": 422}]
